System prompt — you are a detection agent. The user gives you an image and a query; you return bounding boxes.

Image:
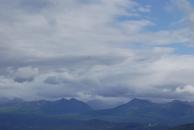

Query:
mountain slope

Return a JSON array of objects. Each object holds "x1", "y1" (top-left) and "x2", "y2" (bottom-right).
[
  {"x1": 1, "y1": 98, "x2": 194, "y2": 127},
  {"x1": 170, "y1": 123, "x2": 194, "y2": 130},
  {"x1": 87, "y1": 99, "x2": 194, "y2": 125},
  {"x1": 0, "y1": 113, "x2": 169, "y2": 130},
  {"x1": 0, "y1": 98, "x2": 92, "y2": 115}
]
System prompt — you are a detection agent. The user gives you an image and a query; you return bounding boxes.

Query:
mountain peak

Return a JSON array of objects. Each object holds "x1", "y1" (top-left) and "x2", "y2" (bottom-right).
[
  {"x1": 168, "y1": 100, "x2": 191, "y2": 107},
  {"x1": 171, "y1": 100, "x2": 187, "y2": 103},
  {"x1": 115, "y1": 98, "x2": 152, "y2": 109},
  {"x1": 57, "y1": 98, "x2": 82, "y2": 103},
  {"x1": 129, "y1": 98, "x2": 151, "y2": 104},
  {"x1": 57, "y1": 98, "x2": 68, "y2": 102},
  {"x1": 69, "y1": 98, "x2": 80, "y2": 102}
]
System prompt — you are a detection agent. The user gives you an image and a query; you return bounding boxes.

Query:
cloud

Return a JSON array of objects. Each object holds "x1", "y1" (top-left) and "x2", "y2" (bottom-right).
[
  {"x1": 169, "y1": 0, "x2": 194, "y2": 44},
  {"x1": 176, "y1": 85, "x2": 194, "y2": 94},
  {"x1": 0, "y1": 0, "x2": 194, "y2": 108},
  {"x1": 9, "y1": 66, "x2": 39, "y2": 83},
  {"x1": 174, "y1": 0, "x2": 194, "y2": 22}
]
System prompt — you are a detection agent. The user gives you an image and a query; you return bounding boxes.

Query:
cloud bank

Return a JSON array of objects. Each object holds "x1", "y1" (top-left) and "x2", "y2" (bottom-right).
[{"x1": 0, "y1": 0, "x2": 194, "y2": 108}]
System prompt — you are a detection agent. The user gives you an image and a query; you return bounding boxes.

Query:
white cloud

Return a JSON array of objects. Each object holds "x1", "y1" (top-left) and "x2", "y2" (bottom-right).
[
  {"x1": 176, "y1": 85, "x2": 194, "y2": 94},
  {"x1": 0, "y1": 0, "x2": 194, "y2": 107}
]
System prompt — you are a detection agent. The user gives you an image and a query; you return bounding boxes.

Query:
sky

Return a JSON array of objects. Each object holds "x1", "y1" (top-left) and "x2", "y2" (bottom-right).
[{"x1": 0, "y1": 0, "x2": 194, "y2": 109}]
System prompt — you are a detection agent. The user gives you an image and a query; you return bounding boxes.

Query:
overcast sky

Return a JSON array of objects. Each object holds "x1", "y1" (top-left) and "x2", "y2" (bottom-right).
[{"x1": 0, "y1": 0, "x2": 194, "y2": 108}]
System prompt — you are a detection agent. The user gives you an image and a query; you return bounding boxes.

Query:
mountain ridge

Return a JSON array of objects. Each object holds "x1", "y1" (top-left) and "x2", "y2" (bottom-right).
[{"x1": 1, "y1": 98, "x2": 194, "y2": 125}]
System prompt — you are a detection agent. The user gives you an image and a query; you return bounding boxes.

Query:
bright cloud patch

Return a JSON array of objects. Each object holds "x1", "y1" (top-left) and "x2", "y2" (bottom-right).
[
  {"x1": 0, "y1": 0, "x2": 194, "y2": 108},
  {"x1": 176, "y1": 85, "x2": 194, "y2": 94}
]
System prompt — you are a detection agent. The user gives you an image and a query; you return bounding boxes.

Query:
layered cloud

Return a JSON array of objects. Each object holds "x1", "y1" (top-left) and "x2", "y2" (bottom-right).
[{"x1": 0, "y1": 0, "x2": 194, "y2": 108}]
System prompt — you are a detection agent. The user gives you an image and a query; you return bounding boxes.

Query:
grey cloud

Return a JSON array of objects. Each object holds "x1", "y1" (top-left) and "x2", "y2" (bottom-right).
[
  {"x1": 44, "y1": 76, "x2": 60, "y2": 85},
  {"x1": 0, "y1": 0, "x2": 194, "y2": 107},
  {"x1": 94, "y1": 86, "x2": 134, "y2": 98},
  {"x1": 9, "y1": 66, "x2": 39, "y2": 83},
  {"x1": 19, "y1": 0, "x2": 50, "y2": 12},
  {"x1": 14, "y1": 77, "x2": 34, "y2": 83}
]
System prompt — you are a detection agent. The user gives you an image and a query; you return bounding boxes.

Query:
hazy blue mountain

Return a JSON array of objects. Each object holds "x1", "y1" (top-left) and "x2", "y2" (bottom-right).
[
  {"x1": 0, "y1": 113, "x2": 169, "y2": 130},
  {"x1": 170, "y1": 123, "x2": 194, "y2": 130},
  {"x1": 1, "y1": 98, "x2": 194, "y2": 129},
  {"x1": 0, "y1": 98, "x2": 92, "y2": 115},
  {"x1": 36, "y1": 98, "x2": 93, "y2": 114},
  {"x1": 87, "y1": 98, "x2": 194, "y2": 125}
]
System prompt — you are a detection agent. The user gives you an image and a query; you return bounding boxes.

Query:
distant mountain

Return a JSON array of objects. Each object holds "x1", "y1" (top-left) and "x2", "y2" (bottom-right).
[
  {"x1": 170, "y1": 123, "x2": 194, "y2": 130},
  {"x1": 37, "y1": 98, "x2": 93, "y2": 114},
  {"x1": 0, "y1": 98, "x2": 24, "y2": 106},
  {"x1": 1, "y1": 98, "x2": 194, "y2": 128},
  {"x1": 0, "y1": 113, "x2": 169, "y2": 130},
  {"x1": 0, "y1": 98, "x2": 92, "y2": 115},
  {"x1": 87, "y1": 98, "x2": 194, "y2": 125}
]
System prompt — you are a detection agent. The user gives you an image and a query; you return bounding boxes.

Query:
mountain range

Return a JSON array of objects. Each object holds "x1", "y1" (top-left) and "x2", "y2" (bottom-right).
[
  {"x1": 1, "y1": 98, "x2": 194, "y2": 130},
  {"x1": 87, "y1": 98, "x2": 194, "y2": 125},
  {"x1": 170, "y1": 123, "x2": 194, "y2": 130}
]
